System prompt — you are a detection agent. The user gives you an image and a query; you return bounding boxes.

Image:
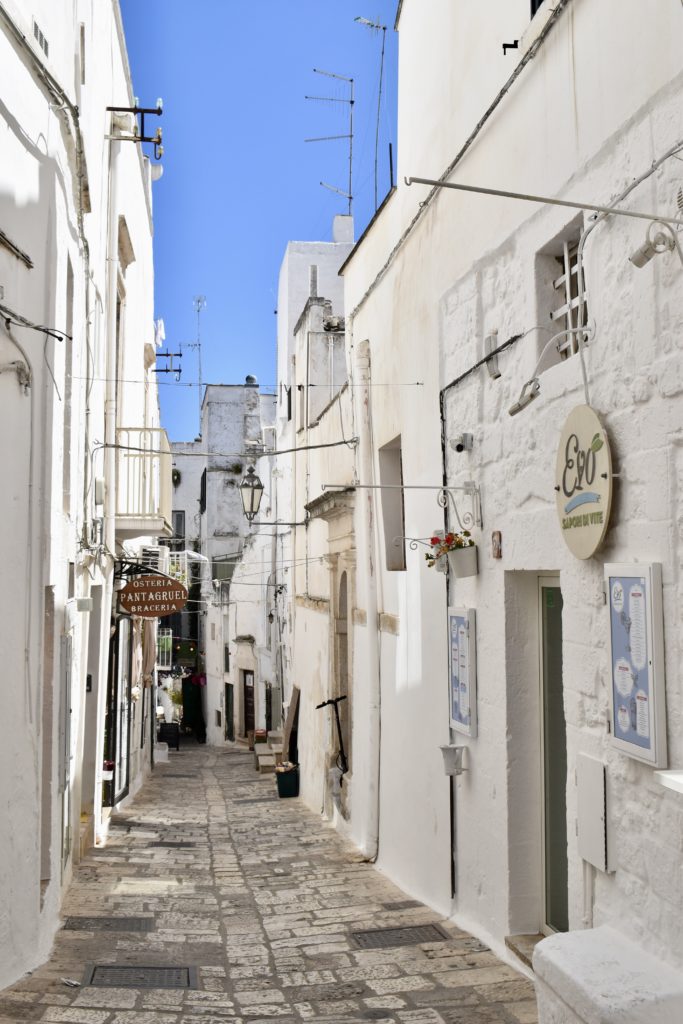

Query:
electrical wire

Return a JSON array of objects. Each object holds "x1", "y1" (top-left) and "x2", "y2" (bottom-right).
[
  {"x1": 0, "y1": 302, "x2": 72, "y2": 343},
  {"x1": 93, "y1": 437, "x2": 358, "y2": 459}
]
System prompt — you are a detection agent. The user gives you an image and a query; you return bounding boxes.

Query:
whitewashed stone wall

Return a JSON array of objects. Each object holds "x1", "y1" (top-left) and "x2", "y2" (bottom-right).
[
  {"x1": 341, "y1": 0, "x2": 683, "y2": 986},
  {"x1": 0, "y1": 0, "x2": 162, "y2": 988}
]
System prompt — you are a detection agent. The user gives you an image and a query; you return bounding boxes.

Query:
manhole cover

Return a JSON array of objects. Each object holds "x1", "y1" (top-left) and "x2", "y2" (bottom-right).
[
  {"x1": 65, "y1": 917, "x2": 153, "y2": 932},
  {"x1": 149, "y1": 841, "x2": 196, "y2": 848},
  {"x1": 381, "y1": 900, "x2": 422, "y2": 911},
  {"x1": 233, "y1": 797, "x2": 278, "y2": 804},
  {"x1": 350, "y1": 923, "x2": 449, "y2": 949},
  {"x1": 83, "y1": 965, "x2": 198, "y2": 989}
]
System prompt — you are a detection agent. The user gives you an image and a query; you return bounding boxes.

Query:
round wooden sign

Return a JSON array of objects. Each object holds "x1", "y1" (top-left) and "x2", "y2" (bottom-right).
[
  {"x1": 555, "y1": 405, "x2": 612, "y2": 560},
  {"x1": 119, "y1": 575, "x2": 188, "y2": 618}
]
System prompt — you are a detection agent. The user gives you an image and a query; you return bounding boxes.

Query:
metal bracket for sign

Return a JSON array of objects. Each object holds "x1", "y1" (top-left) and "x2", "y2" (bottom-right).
[
  {"x1": 321, "y1": 482, "x2": 482, "y2": 530},
  {"x1": 393, "y1": 536, "x2": 434, "y2": 551},
  {"x1": 114, "y1": 559, "x2": 179, "y2": 586}
]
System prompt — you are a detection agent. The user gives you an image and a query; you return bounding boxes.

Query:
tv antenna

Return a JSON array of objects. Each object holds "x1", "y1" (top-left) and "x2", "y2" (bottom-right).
[
  {"x1": 355, "y1": 16, "x2": 387, "y2": 212},
  {"x1": 305, "y1": 68, "x2": 354, "y2": 216},
  {"x1": 185, "y1": 295, "x2": 206, "y2": 428}
]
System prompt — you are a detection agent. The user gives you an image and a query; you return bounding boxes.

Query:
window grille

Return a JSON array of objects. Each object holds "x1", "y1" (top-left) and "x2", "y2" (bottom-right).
[
  {"x1": 550, "y1": 241, "x2": 587, "y2": 358},
  {"x1": 157, "y1": 628, "x2": 173, "y2": 670},
  {"x1": 168, "y1": 551, "x2": 188, "y2": 588}
]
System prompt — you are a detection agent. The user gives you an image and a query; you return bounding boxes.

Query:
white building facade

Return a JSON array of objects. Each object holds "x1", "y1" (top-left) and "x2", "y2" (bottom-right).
[
  {"x1": 0, "y1": 0, "x2": 169, "y2": 988},
  {"x1": 338, "y1": 0, "x2": 683, "y2": 1018}
]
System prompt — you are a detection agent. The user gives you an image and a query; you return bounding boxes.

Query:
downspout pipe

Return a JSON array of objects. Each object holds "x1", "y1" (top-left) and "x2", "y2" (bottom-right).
[
  {"x1": 104, "y1": 134, "x2": 120, "y2": 559},
  {"x1": 354, "y1": 337, "x2": 381, "y2": 861},
  {"x1": 94, "y1": 132, "x2": 120, "y2": 843}
]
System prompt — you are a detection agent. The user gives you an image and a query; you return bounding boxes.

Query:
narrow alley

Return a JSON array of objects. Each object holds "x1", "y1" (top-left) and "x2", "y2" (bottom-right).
[{"x1": 0, "y1": 748, "x2": 536, "y2": 1024}]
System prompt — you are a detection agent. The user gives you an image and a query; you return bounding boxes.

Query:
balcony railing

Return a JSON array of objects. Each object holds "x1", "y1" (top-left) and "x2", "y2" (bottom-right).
[{"x1": 115, "y1": 427, "x2": 172, "y2": 539}]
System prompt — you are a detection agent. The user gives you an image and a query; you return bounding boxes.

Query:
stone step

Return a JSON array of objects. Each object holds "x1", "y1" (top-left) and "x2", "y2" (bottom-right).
[{"x1": 256, "y1": 754, "x2": 276, "y2": 774}]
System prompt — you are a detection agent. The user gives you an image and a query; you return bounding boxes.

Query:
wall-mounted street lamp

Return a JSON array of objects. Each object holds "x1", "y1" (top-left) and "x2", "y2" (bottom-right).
[
  {"x1": 239, "y1": 466, "x2": 307, "y2": 526},
  {"x1": 239, "y1": 466, "x2": 264, "y2": 521}
]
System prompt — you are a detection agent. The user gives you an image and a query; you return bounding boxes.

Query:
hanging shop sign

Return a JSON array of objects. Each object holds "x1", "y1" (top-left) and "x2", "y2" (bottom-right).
[
  {"x1": 555, "y1": 404, "x2": 612, "y2": 559},
  {"x1": 118, "y1": 575, "x2": 188, "y2": 618}
]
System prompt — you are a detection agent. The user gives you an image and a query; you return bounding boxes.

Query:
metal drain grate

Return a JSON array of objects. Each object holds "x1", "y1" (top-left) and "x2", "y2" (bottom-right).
[
  {"x1": 65, "y1": 917, "x2": 153, "y2": 932},
  {"x1": 162, "y1": 773, "x2": 194, "y2": 778},
  {"x1": 149, "y1": 841, "x2": 196, "y2": 848},
  {"x1": 381, "y1": 900, "x2": 422, "y2": 911},
  {"x1": 233, "y1": 797, "x2": 278, "y2": 805},
  {"x1": 350, "y1": 923, "x2": 449, "y2": 949},
  {"x1": 83, "y1": 965, "x2": 198, "y2": 989}
]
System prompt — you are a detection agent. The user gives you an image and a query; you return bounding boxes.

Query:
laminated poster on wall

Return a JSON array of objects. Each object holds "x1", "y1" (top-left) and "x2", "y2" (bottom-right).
[
  {"x1": 447, "y1": 607, "x2": 477, "y2": 738},
  {"x1": 604, "y1": 563, "x2": 667, "y2": 768}
]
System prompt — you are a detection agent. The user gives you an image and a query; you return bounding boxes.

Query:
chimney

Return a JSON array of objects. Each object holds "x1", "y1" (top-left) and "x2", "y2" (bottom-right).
[{"x1": 309, "y1": 264, "x2": 318, "y2": 297}]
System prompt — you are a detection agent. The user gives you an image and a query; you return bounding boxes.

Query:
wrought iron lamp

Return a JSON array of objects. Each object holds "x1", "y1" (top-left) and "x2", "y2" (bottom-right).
[{"x1": 239, "y1": 466, "x2": 264, "y2": 522}]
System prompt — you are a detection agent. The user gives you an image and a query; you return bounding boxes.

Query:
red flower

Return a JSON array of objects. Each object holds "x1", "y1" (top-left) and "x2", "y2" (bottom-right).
[
  {"x1": 445, "y1": 533, "x2": 454, "y2": 544},
  {"x1": 430, "y1": 536, "x2": 441, "y2": 546}
]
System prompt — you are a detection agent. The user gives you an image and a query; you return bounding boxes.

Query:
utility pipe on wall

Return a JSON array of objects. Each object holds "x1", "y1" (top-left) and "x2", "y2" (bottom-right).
[
  {"x1": 104, "y1": 135, "x2": 120, "y2": 559},
  {"x1": 354, "y1": 338, "x2": 381, "y2": 861},
  {"x1": 95, "y1": 130, "x2": 121, "y2": 843}
]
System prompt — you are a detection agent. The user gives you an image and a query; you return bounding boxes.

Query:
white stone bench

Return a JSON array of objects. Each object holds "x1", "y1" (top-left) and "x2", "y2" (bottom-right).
[{"x1": 534, "y1": 925, "x2": 683, "y2": 1024}]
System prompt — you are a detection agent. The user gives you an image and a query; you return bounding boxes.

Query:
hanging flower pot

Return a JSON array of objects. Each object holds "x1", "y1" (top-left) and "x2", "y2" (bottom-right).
[
  {"x1": 447, "y1": 544, "x2": 478, "y2": 578},
  {"x1": 425, "y1": 531, "x2": 477, "y2": 577}
]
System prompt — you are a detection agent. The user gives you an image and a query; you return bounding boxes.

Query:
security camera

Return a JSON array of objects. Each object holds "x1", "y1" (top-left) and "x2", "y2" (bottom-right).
[{"x1": 450, "y1": 433, "x2": 473, "y2": 453}]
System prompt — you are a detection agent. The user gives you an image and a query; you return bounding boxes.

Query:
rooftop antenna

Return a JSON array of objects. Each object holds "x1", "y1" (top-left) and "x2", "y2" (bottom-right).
[
  {"x1": 355, "y1": 16, "x2": 387, "y2": 212},
  {"x1": 185, "y1": 295, "x2": 206, "y2": 429},
  {"x1": 305, "y1": 68, "x2": 354, "y2": 216}
]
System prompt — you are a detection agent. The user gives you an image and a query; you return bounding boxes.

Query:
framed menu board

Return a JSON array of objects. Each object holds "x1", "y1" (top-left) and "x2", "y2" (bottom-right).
[
  {"x1": 447, "y1": 607, "x2": 477, "y2": 737},
  {"x1": 604, "y1": 563, "x2": 666, "y2": 767}
]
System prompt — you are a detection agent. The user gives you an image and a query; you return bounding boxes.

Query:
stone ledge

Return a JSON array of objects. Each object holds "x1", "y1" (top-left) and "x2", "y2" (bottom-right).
[{"x1": 534, "y1": 925, "x2": 683, "y2": 1024}]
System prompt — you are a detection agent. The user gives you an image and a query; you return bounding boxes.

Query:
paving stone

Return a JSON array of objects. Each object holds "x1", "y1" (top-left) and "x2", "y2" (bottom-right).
[{"x1": 0, "y1": 747, "x2": 535, "y2": 1024}]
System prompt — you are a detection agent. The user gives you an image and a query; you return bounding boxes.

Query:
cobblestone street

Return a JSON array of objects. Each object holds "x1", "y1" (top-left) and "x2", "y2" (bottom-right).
[{"x1": 0, "y1": 747, "x2": 537, "y2": 1024}]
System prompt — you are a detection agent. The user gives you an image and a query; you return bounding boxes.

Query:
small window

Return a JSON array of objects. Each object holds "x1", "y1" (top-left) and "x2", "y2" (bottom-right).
[
  {"x1": 379, "y1": 436, "x2": 406, "y2": 571},
  {"x1": 224, "y1": 644, "x2": 230, "y2": 673},
  {"x1": 531, "y1": 0, "x2": 545, "y2": 16},
  {"x1": 297, "y1": 384, "x2": 305, "y2": 428},
  {"x1": 79, "y1": 23, "x2": 86, "y2": 84},
  {"x1": 199, "y1": 469, "x2": 206, "y2": 513},
  {"x1": 286, "y1": 386, "x2": 292, "y2": 422},
  {"x1": 212, "y1": 557, "x2": 234, "y2": 583},
  {"x1": 171, "y1": 510, "x2": 185, "y2": 548}
]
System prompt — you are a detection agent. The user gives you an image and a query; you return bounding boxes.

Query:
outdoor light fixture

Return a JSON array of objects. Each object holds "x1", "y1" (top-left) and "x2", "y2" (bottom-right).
[
  {"x1": 506, "y1": 326, "x2": 591, "y2": 418},
  {"x1": 508, "y1": 377, "x2": 541, "y2": 416},
  {"x1": 629, "y1": 221, "x2": 677, "y2": 268},
  {"x1": 239, "y1": 466, "x2": 264, "y2": 522}
]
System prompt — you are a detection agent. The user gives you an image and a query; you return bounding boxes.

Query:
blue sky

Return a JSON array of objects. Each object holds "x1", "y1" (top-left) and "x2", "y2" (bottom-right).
[{"x1": 119, "y1": 0, "x2": 398, "y2": 442}]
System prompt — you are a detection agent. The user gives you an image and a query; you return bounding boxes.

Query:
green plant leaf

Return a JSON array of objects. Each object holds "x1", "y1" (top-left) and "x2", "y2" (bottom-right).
[{"x1": 590, "y1": 433, "x2": 604, "y2": 453}]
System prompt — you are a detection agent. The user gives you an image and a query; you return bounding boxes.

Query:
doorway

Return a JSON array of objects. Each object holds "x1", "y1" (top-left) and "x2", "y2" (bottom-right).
[
  {"x1": 224, "y1": 684, "x2": 235, "y2": 741},
  {"x1": 242, "y1": 670, "x2": 255, "y2": 735},
  {"x1": 539, "y1": 577, "x2": 568, "y2": 933}
]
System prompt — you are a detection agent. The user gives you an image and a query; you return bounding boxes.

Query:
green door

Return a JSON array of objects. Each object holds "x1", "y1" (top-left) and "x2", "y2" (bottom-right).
[
  {"x1": 540, "y1": 580, "x2": 568, "y2": 933},
  {"x1": 224, "y1": 684, "x2": 234, "y2": 742}
]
